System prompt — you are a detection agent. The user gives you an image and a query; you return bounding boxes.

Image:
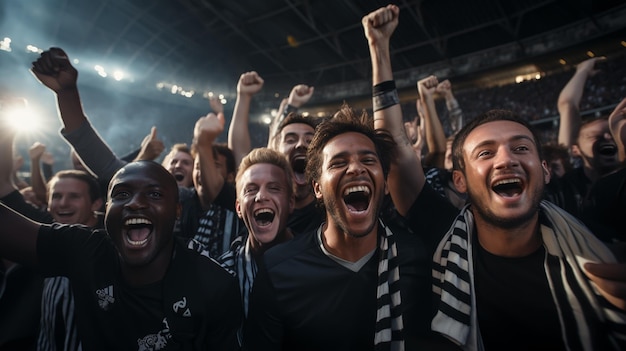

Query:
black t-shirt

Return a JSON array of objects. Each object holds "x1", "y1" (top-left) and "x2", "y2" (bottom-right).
[
  {"x1": 36, "y1": 224, "x2": 242, "y2": 350},
  {"x1": 475, "y1": 244, "x2": 566, "y2": 351},
  {"x1": 287, "y1": 200, "x2": 324, "y2": 236},
  {"x1": 244, "y1": 184, "x2": 460, "y2": 351},
  {"x1": 584, "y1": 167, "x2": 626, "y2": 243}
]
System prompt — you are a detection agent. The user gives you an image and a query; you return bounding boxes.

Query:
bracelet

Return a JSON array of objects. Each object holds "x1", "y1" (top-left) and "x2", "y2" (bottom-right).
[
  {"x1": 373, "y1": 80, "x2": 396, "y2": 95},
  {"x1": 372, "y1": 80, "x2": 399, "y2": 112},
  {"x1": 373, "y1": 89, "x2": 400, "y2": 112}
]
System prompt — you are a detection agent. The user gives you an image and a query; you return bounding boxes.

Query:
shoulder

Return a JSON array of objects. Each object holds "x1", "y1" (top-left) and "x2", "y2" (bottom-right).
[{"x1": 262, "y1": 230, "x2": 320, "y2": 270}]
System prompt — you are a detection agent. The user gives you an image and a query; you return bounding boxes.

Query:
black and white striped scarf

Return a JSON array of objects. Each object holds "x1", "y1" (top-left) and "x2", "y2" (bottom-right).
[
  {"x1": 216, "y1": 236, "x2": 256, "y2": 317},
  {"x1": 374, "y1": 220, "x2": 405, "y2": 351},
  {"x1": 431, "y1": 201, "x2": 626, "y2": 351}
]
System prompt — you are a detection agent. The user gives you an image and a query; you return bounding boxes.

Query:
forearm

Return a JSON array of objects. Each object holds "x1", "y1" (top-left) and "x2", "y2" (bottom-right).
[
  {"x1": 557, "y1": 70, "x2": 588, "y2": 147},
  {"x1": 0, "y1": 133, "x2": 17, "y2": 197},
  {"x1": 370, "y1": 41, "x2": 424, "y2": 215},
  {"x1": 228, "y1": 94, "x2": 253, "y2": 166},
  {"x1": 421, "y1": 93, "x2": 446, "y2": 155},
  {"x1": 61, "y1": 120, "x2": 127, "y2": 183},
  {"x1": 197, "y1": 144, "x2": 224, "y2": 208},
  {"x1": 29, "y1": 158, "x2": 47, "y2": 205},
  {"x1": 55, "y1": 88, "x2": 88, "y2": 133}
]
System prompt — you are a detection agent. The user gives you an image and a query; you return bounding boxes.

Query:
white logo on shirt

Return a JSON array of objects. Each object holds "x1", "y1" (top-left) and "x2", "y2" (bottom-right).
[
  {"x1": 137, "y1": 318, "x2": 171, "y2": 351},
  {"x1": 173, "y1": 296, "x2": 192, "y2": 317},
  {"x1": 95, "y1": 285, "x2": 115, "y2": 310}
]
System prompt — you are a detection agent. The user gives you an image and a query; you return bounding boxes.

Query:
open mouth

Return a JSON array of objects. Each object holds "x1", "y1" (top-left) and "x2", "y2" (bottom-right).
[
  {"x1": 124, "y1": 217, "x2": 153, "y2": 246},
  {"x1": 56, "y1": 211, "x2": 75, "y2": 218},
  {"x1": 291, "y1": 155, "x2": 307, "y2": 185},
  {"x1": 173, "y1": 172, "x2": 185, "y2": 182},
  {"x1": 492, "y1": 178, "x2": 523, "y2": 197},
  {"x1": 599, "y1": 144, "x2": 617, "y2": 156},
  {"x1": 343, "y1": 185, "x2": 371, "y2": 212},
  {"x1": 254, "y1": 208, "x2": 275, "y2": 226}
]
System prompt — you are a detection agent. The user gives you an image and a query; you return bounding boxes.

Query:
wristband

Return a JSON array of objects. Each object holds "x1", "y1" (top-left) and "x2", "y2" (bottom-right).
[{"x1": 372, "y1": 80, "x2": 399, "y2": 112}]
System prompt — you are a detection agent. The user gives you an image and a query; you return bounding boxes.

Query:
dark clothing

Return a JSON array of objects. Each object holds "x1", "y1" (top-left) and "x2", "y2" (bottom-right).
[
  {"x1": 37, "y1": 224, "x2": 242, "y2": 350},
  {"x1": 0, "y1": 262, "x2": 43, "y2": 350},
  {"x1": 584, "y1": 167, "x2": 626, "y2": 243},
  {"x1": 0, "y1": 191, "x2": 49, "y2": 350},
  {"x1": 287, "y1": 200, "x2": 324, "y2": 236},
  {"x1": 244, "y1": 184, "x2": 459, "y2": 350},
  {"x1": 545, "y1": 167, "x2": 590, "y2": 219},
  {"x1": 475, "y1": 245, "x2": 565, "y2": 351},
  {"x1": 177, "y1": 185, "x2": 244, "y2": 258}
]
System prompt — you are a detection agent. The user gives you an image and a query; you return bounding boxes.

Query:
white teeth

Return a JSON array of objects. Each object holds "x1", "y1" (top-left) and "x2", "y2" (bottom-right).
[
  {"x1": 126, "y1": 237, "x2": 148, "y2": 246},
  {"x1": 343, "y1": 185, "x2": 370, "y2": 196},
  {"x1": 493, "y1": 178, "x2": 521, "y2": 187},
  {"x1": 124, "y1": 218, "x2": 152, "y2": 226},
  {"x1": 254, "y1": 208, "x2": 274, "y2": 216}
]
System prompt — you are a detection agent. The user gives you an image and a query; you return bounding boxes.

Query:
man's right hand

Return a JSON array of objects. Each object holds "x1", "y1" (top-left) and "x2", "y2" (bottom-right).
[{"x1": 30, "y1": 47, "x2": 78, "y2": 93}]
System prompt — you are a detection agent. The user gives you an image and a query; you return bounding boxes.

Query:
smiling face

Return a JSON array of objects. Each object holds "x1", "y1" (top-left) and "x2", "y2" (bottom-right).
[
  {"x1": 162, "y1": 150, "x2": 194, "y2": 188},
  {"x1": 277, "y1": 123, "x2": 315, "y2": 196},
  {"x1": 105, "y1": 162, "x2": 180, "y2": 271},
  {"x1": 573, "y1": 118, "x2": 619, "y2": 176},
  {"x1": 48, "y1": 177, "x2": 101, "y2": 227},
  {"x1": 313, "y1": 132, "x2": 387, "y2": 238},
  {"x1": 236, "y1": 163, "x2": 294, "y2": 251},
  {"x1": 453, "y1": 120, "x2": 549, "y2": 229}
]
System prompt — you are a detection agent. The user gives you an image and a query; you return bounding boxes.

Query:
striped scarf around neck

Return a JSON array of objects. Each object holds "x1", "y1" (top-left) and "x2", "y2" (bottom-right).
[
  {"x1": 374, "y1": 219, "x2": 405, "y2": 351},
  {"x1": 431, "y1": 201, "x2": 626, "y2": 351}
]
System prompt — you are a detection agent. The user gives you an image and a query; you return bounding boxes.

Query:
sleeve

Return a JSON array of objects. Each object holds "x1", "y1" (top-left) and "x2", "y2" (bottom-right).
[
  {"x1": 36, "y1": 224, "x2": 104, "y2": 278},
  {"x1": 406, "y1": 182, "x2": 458, "y2": 247},
  {"x1": 242, "y1": 260, "x2": 283, "y2": 350},
  {"x1": 1, "y1": 189, "x2": 54, "y2": 223},
  {"x1": 60, "y1": 120, "x2": 127, "y2": 183}
]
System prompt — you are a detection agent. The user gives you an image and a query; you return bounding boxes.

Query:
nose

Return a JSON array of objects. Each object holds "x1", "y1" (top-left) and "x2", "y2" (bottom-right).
[
  {"x1": 346, "y1": 159, "x2": 366, "y2": 175},
  {"x1": 255, "y1": 188, "x2": 268, "y2": 202},
  {"x1": 58, "y1": 195, "x2": 69, "y2": 207},
  {"x1": 493, "y1": 147, "x2": 519, "y2": 169},
  {"x1": 124, "y1": 193, "x2": 147, "y2": 210},
  {"x1": 296, "y1": 137, "x2": 309, "y2": 150}
]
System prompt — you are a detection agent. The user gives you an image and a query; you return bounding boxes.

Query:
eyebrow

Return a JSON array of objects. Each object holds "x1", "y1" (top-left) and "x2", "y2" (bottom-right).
[
  {"x1": 469, "y1": 134, "x2": 535, "y2": 154},
  {"x1": 328, "y1": 149, "x2": 378, "y2": 161}
]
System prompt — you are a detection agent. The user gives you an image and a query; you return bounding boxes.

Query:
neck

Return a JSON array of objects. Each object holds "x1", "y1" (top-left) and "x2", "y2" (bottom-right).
[
  {"x1": 121, "y1": 244, "x2": 173, "y2": 286},
  {"x1": 249, "y1": 229, "x2": 293, "y2": 256},
  {"x1": 474, "y1": 212, "x2": 542, "y2": 258},
  {"x1": 294, "y1": 190, "x2": 314, "y2": 209},
  {"x1": 321, "y1": 221, "x2": 378, "y2": 262}
]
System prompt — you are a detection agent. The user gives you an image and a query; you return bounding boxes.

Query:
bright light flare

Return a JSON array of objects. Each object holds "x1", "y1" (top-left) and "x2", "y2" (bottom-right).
[
  {"x1": 2, "y1": 99, "x2": 42, "y2": 134},
  {"x1": 113, "y1": 70, "x2": 125, "y2": 81}
]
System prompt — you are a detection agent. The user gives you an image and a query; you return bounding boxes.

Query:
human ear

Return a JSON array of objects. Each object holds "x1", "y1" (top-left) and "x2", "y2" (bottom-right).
[{"x1": 452, "y1": 170, "x2": 467, "y2": 193}]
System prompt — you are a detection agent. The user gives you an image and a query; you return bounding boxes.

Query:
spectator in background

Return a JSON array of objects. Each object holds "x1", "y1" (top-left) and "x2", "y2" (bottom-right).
[{"x1": 161, "y1": 143, "x2": 194, "y2": 188}]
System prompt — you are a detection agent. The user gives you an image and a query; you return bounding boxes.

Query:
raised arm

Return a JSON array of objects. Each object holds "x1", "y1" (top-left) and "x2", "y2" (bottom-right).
[
  {"x1": 28, "y1": 142, "x2": 48, "y2": 205},
  {"x1": 134, "y1": 126, "x2": 165, "y2": 161},
  {"x1": 436, "y1": 79, "x2": 464, "y2": 133},
  {"x1": 267, "y1": 84, "x2": 314, "y2": 150},
  {"x1": 417, "y1": 75, "x2": 447, "y2": 168},
  {"x1": 608, "y1": 98, "x2": 626, "y2": 163},
  {"x1": 364, "y1": 4, "x2": 424, "y2": 216},
  {"x1": 228, "y1": 71, "x2": 264, "y2": 166},
  {"x1": 31, "y1": 47, "x2": 126, "y2": 183},
  {"x1": 0, "y1": 123, "x2": 41, "y2": 265},
  {"x1": 0, "y1": 119, "x2": 18, "y2": 197},
  {"x1": 194, "y1": 112, "x2": 226, "y2": 208},
  {"x1": 557, "y1": 57, "x2": 606, "y2": 147}
]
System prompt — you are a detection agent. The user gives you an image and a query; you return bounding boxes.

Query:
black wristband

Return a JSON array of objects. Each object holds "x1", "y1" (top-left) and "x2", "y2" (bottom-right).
[
  {"x1": 373, "y1": 90, "x2": 400, "y2": 112},
  {"x1": 373, "y1": 80, "x2": 396, "y2": 95}
]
